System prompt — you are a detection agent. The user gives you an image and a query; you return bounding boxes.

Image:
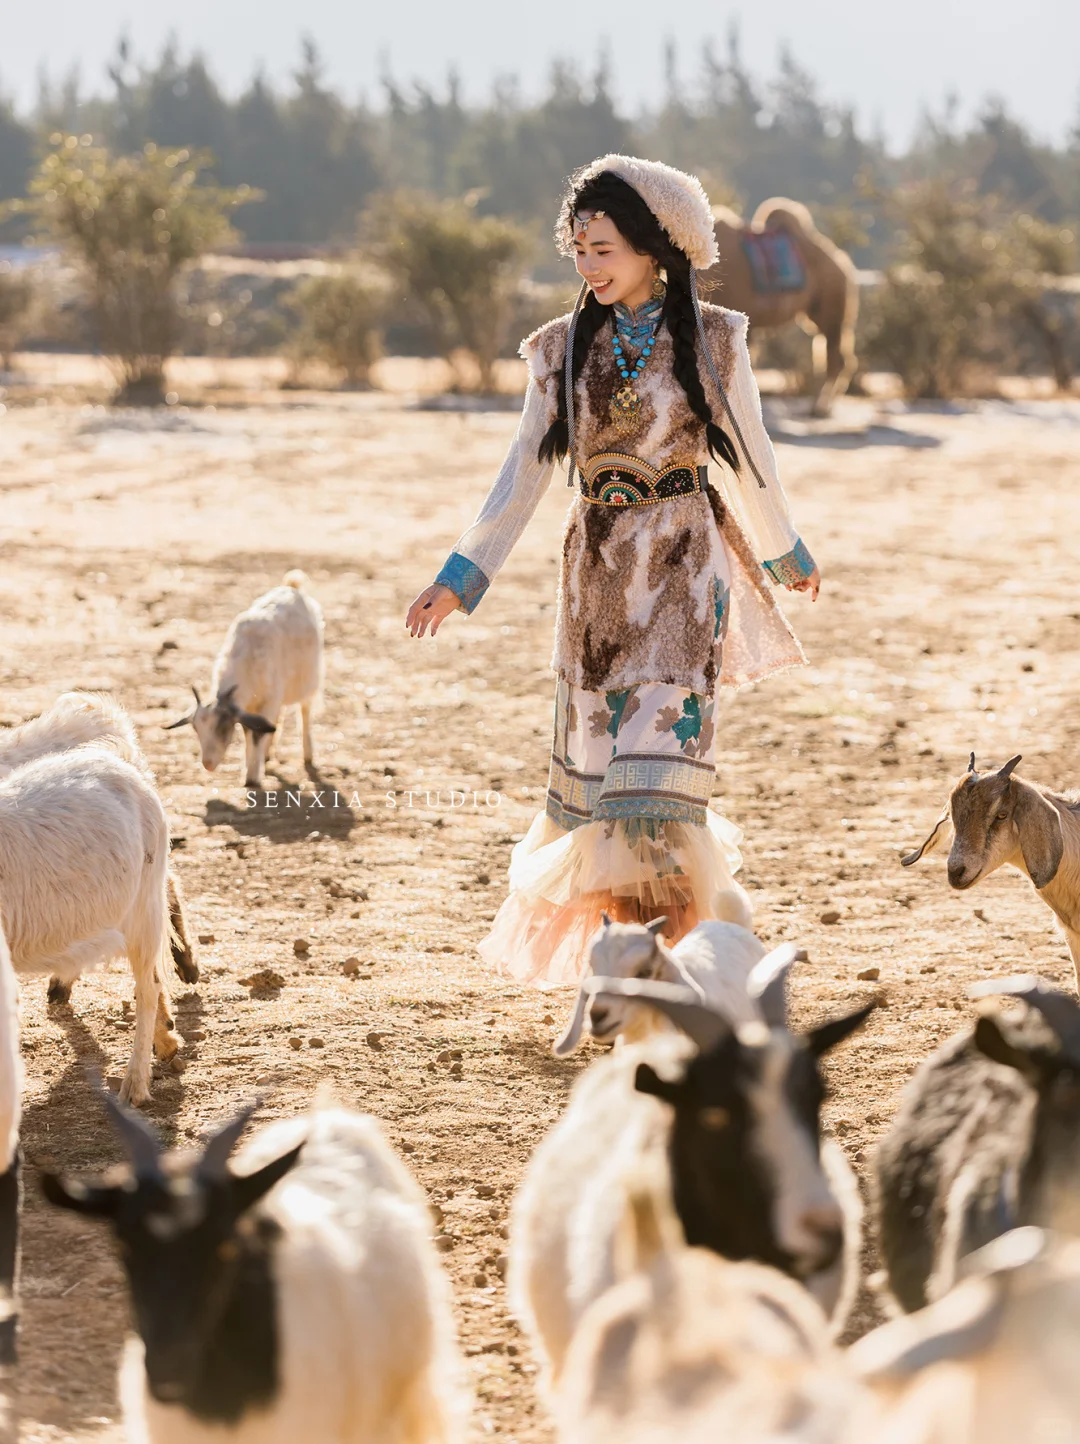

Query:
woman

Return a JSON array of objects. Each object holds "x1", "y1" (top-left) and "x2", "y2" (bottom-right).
[{"x1": 407, "y1": 154, "x2": 820, "y2": 986}]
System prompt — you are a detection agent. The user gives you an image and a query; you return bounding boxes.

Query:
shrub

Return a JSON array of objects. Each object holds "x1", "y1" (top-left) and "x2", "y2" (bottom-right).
[
  {"x1": 14, "y1": 135, "x2": 255, "y2": 403},
  {"x1": 287, "y1": 270, "x2": 387, "y2": 387},
  {"x1": 0, "y1": 263, "x2": 34, "y2": 370},
  {"x1": 365, "y1": 192, "x2": 530, "y2": 392}
]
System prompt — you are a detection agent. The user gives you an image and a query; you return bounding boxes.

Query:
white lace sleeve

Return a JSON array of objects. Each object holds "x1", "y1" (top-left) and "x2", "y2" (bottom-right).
[
  {"x1": 713, "y1": 316, "x2": 816, "y2": 585},
  {"x1": 434, "y1": 377, "x2": 556, "y2": 612}
]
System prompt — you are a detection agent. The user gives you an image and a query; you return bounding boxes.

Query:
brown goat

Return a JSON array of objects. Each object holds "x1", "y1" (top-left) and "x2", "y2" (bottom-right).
[{"x1": 903, "y1": 753, "x2": 1080, "y2": 986}]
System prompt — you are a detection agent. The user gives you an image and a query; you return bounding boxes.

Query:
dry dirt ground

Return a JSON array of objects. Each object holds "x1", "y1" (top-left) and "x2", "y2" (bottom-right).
[{"x1": 2, "y1": 358, "x2": 1080, "y2": 1442}]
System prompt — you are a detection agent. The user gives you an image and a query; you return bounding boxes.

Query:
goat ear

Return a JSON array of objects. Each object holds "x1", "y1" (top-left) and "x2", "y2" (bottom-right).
[
  {"x1": 645, "y1": 916, "x2": 669, "y2": 937},
  {"x1": 901, "y1": 810, "x2": 951, "y2": 867},
  {"x1": 973, "y1": 1015, "x2": 1047, "y2": 1082},
  {"x1": 805, "y1": 1003, "x2": 875, "y2": 1058},
  {"x1": 1012, "y1": 783, "x2": 1064, "y2": 890},
  {"x1": 634, "y1": 1062, "x2": 682, "y2": 1106},
  {"x1": 237, "y1": 710, "x2": 276, "y2": 738},
  {"x1": 40, "y1": 1173, "x2": 118, "y2": 1217},
  {"x1": 162, "y1": 714, "x2": 194, "y2": 731},
  {"x1": 553, "y1": 989, "x2": 589, "y2": 1057},
  {"x1": 228, "y1": 1144, "x2": 303, "y2": 1216}
]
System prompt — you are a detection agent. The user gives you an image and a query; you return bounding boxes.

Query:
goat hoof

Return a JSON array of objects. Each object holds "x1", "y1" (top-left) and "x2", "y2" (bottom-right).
[
  {"x1": 119, "y1": 1075, "x2": 150, "y2": 1107},
  {"x1": 172, "y1": 952, "x2": 200, "y2": 985},
  {"x1": 154, "y1": 1032, "x2": 181, "y2": 1062},
  {"x1": 47, "y1": 978, "x2": 73, "y2": 1005}
]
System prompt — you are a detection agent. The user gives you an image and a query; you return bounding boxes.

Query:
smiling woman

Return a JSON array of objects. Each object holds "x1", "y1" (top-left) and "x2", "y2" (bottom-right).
[{"x1": 407, "y1": 153, "x2": 822, "y2": 986}]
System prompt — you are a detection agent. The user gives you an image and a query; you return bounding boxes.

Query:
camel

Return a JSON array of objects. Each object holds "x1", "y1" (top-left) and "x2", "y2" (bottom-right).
[{"x1": 702, "y1": 198, "x2": 858, "y2": 416}]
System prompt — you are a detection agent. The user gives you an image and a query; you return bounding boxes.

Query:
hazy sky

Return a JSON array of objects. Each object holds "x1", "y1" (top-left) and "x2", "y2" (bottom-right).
[{"x1": 4, "y1": 0, "x2": 1078, "y2": 149}]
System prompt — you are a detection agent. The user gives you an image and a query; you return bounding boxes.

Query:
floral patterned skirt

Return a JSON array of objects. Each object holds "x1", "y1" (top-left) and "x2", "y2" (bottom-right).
[{"x1": 477, "y1": 678, "x2": 749, "y2": 987}]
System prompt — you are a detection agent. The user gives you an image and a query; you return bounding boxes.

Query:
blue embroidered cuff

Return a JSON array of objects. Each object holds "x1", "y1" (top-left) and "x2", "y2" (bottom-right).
[
  {"x1": 763, "y1": 538, "x2": 815, "y2": 588},
  {"x1": 435, "y1": 552, "x2": 490, "y2": 614}
]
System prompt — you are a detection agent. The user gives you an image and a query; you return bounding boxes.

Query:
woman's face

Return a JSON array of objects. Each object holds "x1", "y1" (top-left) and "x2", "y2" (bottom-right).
[{"x1": 573, "y1": 213, "x2": 656, "y2": 309}]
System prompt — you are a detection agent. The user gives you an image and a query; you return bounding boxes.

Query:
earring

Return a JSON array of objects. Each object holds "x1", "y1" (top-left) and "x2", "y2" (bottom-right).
[{"x1": 651, "y1": 271, "x2": 667, "y2": 300}]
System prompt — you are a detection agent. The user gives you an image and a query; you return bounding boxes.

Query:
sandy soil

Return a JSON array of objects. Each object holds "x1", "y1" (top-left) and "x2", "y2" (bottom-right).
[{"x1": 2, "y1": 359, "x2": 1080, "y2": 1442}]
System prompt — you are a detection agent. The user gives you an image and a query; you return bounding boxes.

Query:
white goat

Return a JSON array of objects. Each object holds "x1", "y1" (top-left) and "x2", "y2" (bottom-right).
[
  {"x1": 0, "y1": 748, "x2": 180, "y2": 1104},
  {"x1": 903, "y1": 752, "x2": 1080, "y2": 988},
  {"x1": 851, "y1": 1226, "x2": 1080, "y2": 1444},
  {"x1": 511, "y1": 963, "x2": 872, "y2": 1393},
  {"x1": 556, "y1": 1183, "x2": 867, "y2": 1444},
  {"x1": 44, "y1": 1099, "x2": 466, "y2": 1444},
  {"x1": 167, "y1": 571, "x2": 323, "y2": 789},
  {"x1": 0, "y1": 691, "x2": 198, "y2": 994},
  {"x1": 554, "y1": 905, "x2": 769, "y2": 1056}
]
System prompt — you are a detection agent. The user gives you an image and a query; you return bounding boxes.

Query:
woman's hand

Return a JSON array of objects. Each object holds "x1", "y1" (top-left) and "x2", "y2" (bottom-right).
[
  {"x1": 406, "y1": 583, "x2": 461, "y2": 638},
  {"x1": 787, "y1": 566, "x2": 821, "y2": 602}
]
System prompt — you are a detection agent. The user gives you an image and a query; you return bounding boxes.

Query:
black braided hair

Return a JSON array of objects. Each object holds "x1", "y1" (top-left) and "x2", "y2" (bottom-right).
[{"x1": 538, "y1": 170, "x2": 739, "y2": 472}]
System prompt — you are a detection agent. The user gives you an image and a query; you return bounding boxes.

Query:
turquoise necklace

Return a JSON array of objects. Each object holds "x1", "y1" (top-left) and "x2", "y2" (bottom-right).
[{"x1": 610, "y1": 296, "x2": 662, "y2": 437}]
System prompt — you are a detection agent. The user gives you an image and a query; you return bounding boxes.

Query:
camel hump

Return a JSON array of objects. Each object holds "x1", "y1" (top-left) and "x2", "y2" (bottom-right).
[{"x1": 751, "y1": 197, "x2": 818, "y2": 239}]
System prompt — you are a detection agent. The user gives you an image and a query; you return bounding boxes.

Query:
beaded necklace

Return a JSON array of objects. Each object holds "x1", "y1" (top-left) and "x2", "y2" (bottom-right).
[{"x1": 609, "y1": 295, "x2": 663, "y2": 437}]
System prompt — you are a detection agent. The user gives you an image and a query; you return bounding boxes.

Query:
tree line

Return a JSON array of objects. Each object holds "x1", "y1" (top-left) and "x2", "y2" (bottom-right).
[{"x1": 2, "y1": 33, "x2": 1079, "y2": 263}]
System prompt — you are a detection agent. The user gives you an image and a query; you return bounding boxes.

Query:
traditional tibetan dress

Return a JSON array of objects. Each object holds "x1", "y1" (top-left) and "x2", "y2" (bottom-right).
[{"x1": 435, "y1": 297, "x2": 815, "y2": 985}]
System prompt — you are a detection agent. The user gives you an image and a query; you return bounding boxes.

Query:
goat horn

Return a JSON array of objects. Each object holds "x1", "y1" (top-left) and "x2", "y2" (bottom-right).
[
  {"x1": 645, "y1": 916, "x2": 669, "y2": 937},
  {"x1": 968, "y1": 752, "x2": 977, "y2": 774},
  {"x1": 583, "y1": 976, "x2": 731, "y2": 1053},
  {"x1": 101, "y1": 1087, "x2": 164, "y2": 1179},
  {"x1": 997, "y1": 755, "x2": 1023, "y2": 780},
  {"x1": 600, "y1": 911, "x2": 612, "y2": 928},
  {"x1": 192, "y1": 686, "x2": 202, "y2": 708},
  {"x1": 747, "y1": 943, "x2": 806, "y2": 1028},
  {"x1": 969, "y1": 974, "x2": 1080, "y2": 1058},
  {"x1": 198, "y1": 1101, "x2": 259, "y2": 1181}
]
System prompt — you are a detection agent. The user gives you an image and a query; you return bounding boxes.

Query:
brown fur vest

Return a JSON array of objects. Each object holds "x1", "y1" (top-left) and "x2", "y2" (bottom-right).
[{"x1": 522, "y1": 302, "x2": 804, "y2": 695}]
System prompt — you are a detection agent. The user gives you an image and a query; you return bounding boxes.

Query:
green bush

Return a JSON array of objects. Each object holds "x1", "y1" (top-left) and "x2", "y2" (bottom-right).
[
  {"x1": 287, "y1": 270, "x2": 386, "y2": 387},
  {"x1": 12, "y1": 135, "x2": 255, "y2": 403},
  {"x1": 0, "y1": 263, "x2": 34, "y2": 370},
  {"x1": 365, "y1": 192, "x2": 530, "y2": 392}
]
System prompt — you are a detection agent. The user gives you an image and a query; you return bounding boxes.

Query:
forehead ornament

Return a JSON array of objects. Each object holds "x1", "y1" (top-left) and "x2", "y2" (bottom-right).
[{"x1": 573, "y1": 208, "x2": 606, "y2": 242}]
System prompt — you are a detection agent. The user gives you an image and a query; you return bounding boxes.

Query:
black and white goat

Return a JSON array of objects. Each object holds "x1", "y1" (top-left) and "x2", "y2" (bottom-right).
[
  {"x1": 166, "y1": 571, "x2": 323, "y2": 789},
  {"x1": 874, "y1": 974, "x2": 1080, "y2": 1313},
  {"x1": 510, "y1": 951, "x2": 874, "y2": 1388},
  {"x1": 554, "y1": 913, "x2": 770, "y2": 1056},
  {"x1": 0, "y1": 690, "x2": 198, "y2": 998},
  {"x1": 43, "y1": 1094, "x2": 464, "y2": 1444}
]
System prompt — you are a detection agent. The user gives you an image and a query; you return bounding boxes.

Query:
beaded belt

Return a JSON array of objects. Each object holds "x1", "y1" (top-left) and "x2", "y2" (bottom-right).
[{"x1": 578, "y1": 452, "x2": 707, "y2": 508}]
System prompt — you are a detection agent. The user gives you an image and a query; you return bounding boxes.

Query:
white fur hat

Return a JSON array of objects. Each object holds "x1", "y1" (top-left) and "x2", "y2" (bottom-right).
[{"x1": 556, "y1": 153, "x2": 719, "y2": 271}]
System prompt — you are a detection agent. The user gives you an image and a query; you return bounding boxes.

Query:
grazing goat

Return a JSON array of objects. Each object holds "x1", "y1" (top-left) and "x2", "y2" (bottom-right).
[
  {"x1": 903, "y1": 752, "x2": 1080, "y2": 987},
  {"x1": 0, "y1": 690, "x2": 198, "y2": 995},
  {"x1": 851, "y1": 1226, "x2": 1080, "y2": 1444},
  {"x1": 873, "y1": 974, "x2": 1080, "y2": 1313},
  {"x1": 43, "y1": 1096, "x2": 465, "y2": 1444},
  {"x1": 554, "y1": 910, "x2": 772, "y2": 1057},
  {"x1": 167, "y1": 571, "x2": 323, "y2": 789},
  {"x1": 0, "y1": 748, "x2": 180, "y2": 1104},
  {"x1": 510, "y1": 958, "x2": 873, "y2": 1389},
  {"x1": 556, "y1": 1182, "x2": 866, "y2": 1444},
  {"x1": 0, "y1": 922, "x2": 20, "y2": 1385}
]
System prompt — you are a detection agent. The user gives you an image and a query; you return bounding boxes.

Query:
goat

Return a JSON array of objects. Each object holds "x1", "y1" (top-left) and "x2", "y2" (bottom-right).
[
  {"x1": 553, "y1": 909, "x2": 772, "y2": 1057},
  {"x1": 510, "y1": 956, "x2": 873, "y2": 1391},
  {"x1": 166, "y1": 571, "x2": 323, "y2": 790},
  {"x1": 0, "y1": 690, "x2": 198, "y2": 996},
  {"x1": 851, "y1": 1226, "x2": 1080, "y2": 1444},
  {"x1": 873, "y1": 973, "x2": 1080, "y2": 1313},
  {"x1": 903, "y1": 752, "x2": 1080, "y2": 987},
  {"x1": 42, "y1": 1094, "x2": 465, "y2": 1444},
  {"x1": 556, "y1": 1179, "x2": 867, "y2": 1444},
  {"x1": 0, "y1": 748, "x2": 180, "y2": 1105}
]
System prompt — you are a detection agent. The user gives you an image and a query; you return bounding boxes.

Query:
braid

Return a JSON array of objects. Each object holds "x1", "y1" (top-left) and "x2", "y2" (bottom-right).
[
  {"x1": 664, "y1": 257, "x2": 740, "y2": 473},
  {"x1": 537, "y1": 292, "x2": 610, "y2": 464}
]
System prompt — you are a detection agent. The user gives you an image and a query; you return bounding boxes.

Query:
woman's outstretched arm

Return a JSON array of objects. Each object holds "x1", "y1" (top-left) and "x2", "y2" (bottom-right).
[
  {"x1": 406, "y1": 376, "x2": 556, "y2": 637},
  {"x1": 713, "y1": 316, "x2": 821, "y2": 601}
]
